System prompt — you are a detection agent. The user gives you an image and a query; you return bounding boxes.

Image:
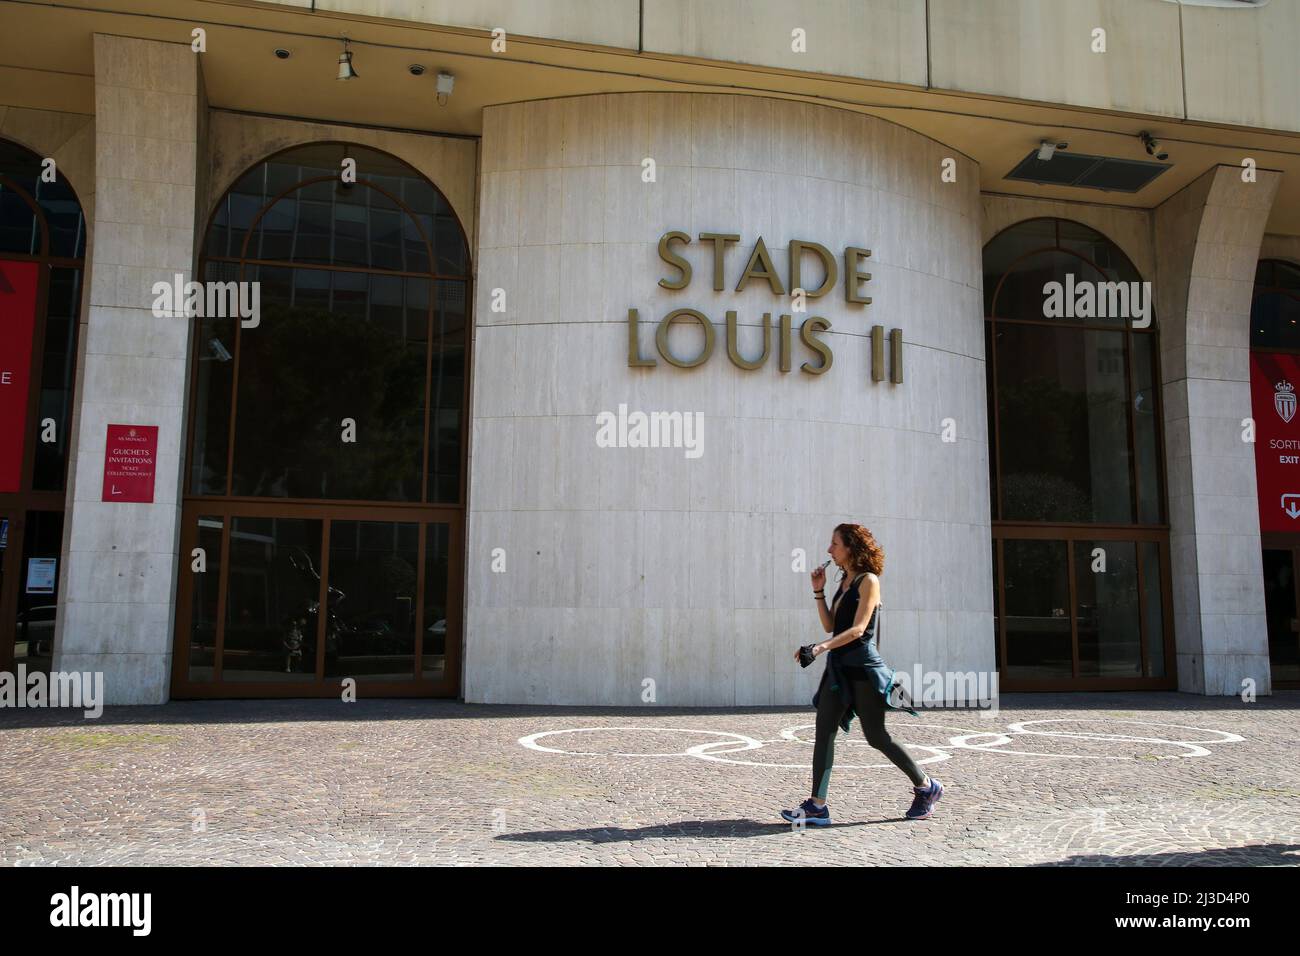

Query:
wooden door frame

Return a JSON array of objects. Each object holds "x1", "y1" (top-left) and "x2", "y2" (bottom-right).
[
  {"x1": 169, "y1": 143, "x2": 471, "y2": 700},
  {"x1": 170, "y1": 501, "x2": 464, "y2": 699},
  {"x1": 993, "y1": 524, "x2": 1177, "y2": 691},
  {"x1": 1258, "y1": 533, "x2": 1300, "y2": 689}
]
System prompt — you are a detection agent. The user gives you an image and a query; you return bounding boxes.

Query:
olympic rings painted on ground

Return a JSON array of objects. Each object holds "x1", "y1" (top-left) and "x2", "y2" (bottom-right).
[{"x1": 518, "y1": 719, "x2": 1245, "y2": 766}]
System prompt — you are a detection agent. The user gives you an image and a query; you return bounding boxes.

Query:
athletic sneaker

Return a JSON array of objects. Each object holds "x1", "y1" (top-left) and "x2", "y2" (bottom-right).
[
  {"x1": 780, "y1": 798, "x2": 831, "y2": 826},
  {"x1": 904, "y1": 778, "x2": 943, "y2": 820}
]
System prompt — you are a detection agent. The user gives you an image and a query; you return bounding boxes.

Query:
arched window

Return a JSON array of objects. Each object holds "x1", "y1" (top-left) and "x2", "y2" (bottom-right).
[
  {"x1": 1250, "y1": 258, "x2": 1300, "y2": 350},
  {"x1": 176, "y1": 143, "x2": 469, "y2": 697},
  {"x1": 0, "y1": 137, "x2": 86, "y2": 678},
  {"x1": 984, "y1": 218, "x2": 1172, "y2": 687}
]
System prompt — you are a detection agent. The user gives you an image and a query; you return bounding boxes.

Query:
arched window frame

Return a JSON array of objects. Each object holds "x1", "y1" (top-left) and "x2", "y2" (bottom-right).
[
  {"x1": 1250, "y1": 258, "x2": 1300, "y2": 352},
  {"x1": 983, "y1": 217, "x2": 1164, "y2": 526},
  {"x1": 187, "y1": 140, "x2": 471, "y2": 505},
  {"x1": 983, "y1": 217, "x2": 1174, "y2": 690}
]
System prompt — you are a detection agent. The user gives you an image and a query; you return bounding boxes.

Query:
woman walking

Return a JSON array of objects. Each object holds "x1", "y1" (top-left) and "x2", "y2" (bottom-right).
[{"x1": 780, "y1": 523, "x2": 943, "y2": 825}]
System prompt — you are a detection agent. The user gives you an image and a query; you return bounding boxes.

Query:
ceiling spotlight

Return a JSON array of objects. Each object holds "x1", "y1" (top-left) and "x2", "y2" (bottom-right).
[
  {"x1": 273, "y1": 48, "x2": 291, "y2": 60},
  {"x1": 436, "y1": 71, "x2": 455, "y2": 106},
  {"x1": 1140, "y1": 131, "x2": 1168, "y2": 161},
  {"x1": 336, "y1": 37, "x2": 359, "y2": 81},
  {"x1": 408, "y1": 63, "x2": 426, "y2": 76},
  {"x1": 1036, "y1": 139, "x2": 1069, "y2": 161}
]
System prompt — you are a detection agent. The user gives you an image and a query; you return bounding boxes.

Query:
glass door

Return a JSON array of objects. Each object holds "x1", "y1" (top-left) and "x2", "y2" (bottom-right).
[
  {"x1": 172, "y1": 506, "x2": 461, "y2": 697},
  {"x1": 1261, "y1": 545, "x2": 1300, "y2": 686},
  {"x1": 993, "y1": 528, "x2": 1173, "y2": 689},
  {"x1": 13, "y1": 511, "x2": 61, "y2": 673}
]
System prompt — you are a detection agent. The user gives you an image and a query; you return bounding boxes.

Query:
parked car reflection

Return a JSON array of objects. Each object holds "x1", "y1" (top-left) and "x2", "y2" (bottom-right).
[{"x1": 15, "y1": 604, "x2": 57, "y2": 663}]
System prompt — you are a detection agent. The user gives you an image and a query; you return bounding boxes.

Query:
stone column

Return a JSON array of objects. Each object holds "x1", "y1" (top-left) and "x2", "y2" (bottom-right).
[
  {"x1": 1154, "y1": 164, "x2": 1281, "y2": 696},
  {"x1": 52, "y1": 35, "x2": 200, "y2": 704}
]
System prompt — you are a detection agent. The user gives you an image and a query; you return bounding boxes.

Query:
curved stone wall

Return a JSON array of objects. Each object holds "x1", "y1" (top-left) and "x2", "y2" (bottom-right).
[{"x1": 468, "y1": 91, "x2": 990, "y2": 704}]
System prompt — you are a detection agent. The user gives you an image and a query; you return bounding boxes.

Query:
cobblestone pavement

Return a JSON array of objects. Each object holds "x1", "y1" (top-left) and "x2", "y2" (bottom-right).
[{"x1": 2, "y1": 692, "x2": 1298, "y2": 866}]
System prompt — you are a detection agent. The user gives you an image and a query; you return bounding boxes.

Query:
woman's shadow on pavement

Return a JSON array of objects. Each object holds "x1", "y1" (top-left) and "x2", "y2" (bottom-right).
[{"x1": 497, "y1": 817, "x2": 906, "y2": 843}]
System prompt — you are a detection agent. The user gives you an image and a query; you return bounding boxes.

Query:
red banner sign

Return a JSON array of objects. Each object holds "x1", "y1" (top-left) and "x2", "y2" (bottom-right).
[
  {"x1": 102, "y1": 424, "x2": 159, "y2": 503},
  {"x1": 0, "y1": 259, "x2": 39, "y2": 493},
  {"x1": 1249, "y1": 351, "x2": 1300, "y2": 532}
]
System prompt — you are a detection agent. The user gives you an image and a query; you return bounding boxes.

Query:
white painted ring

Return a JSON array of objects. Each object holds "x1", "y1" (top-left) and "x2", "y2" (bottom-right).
[
  {"x1": 517, "y1": 726, "x2": 763, "y2": 758},
  {"x1": 1008, "y1": 719, "x2": 1245, "y2": 745},
  {"x1": 951, "y1": 721, "x2": 1216, "y2": 759},
  {"x1": 779, "y1": 721, "x2": 990, "y2": 746},
  {"x1": 684, "y1": 737, "x2": 951, "y2": 769}
]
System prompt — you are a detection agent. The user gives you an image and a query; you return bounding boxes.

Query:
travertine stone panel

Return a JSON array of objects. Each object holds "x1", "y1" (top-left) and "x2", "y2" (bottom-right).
[
  {"x1": 468, "y1": 92, "x2": 989, "y2": 705},
  {"x1": 52, "y1": 36, "x2": 201, "y2": 705},
  {"x1": 1154, "y1": 165, "x2": 1282, "y2": 697}
]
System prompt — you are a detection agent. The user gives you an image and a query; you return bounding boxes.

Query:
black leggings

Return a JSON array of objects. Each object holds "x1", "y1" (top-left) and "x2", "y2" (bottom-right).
[{"x1": 812, "y1": 676, "x2": 926, "y2": 798}]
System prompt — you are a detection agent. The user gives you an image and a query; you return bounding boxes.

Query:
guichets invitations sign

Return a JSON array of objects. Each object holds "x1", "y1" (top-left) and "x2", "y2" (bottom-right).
[
  {"x1": 0, "y1": 259, "x2": 39, "y2": 492},
  {"x1": 101, "y1": 424, "x2": 159, "y2": 503}
]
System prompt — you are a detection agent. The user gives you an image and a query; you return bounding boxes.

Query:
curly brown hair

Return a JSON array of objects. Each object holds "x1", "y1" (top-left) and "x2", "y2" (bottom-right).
[{"x1": 833, "y1": 523, "x2": 884, "y2": 577}]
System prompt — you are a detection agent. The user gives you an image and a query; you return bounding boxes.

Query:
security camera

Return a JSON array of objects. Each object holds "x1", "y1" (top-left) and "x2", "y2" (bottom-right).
[
  {"x1": 408, "y1": 64, "x2": 426, "y2": 76},
  {"x1": 1140, "y1": 132, "x2": 1169, "y2": 162}
]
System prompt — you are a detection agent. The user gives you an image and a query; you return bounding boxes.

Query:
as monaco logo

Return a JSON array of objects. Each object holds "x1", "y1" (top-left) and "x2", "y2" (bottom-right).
[{"x1": 1275, "y1": 380, "x2": 1296, "y2": 424}]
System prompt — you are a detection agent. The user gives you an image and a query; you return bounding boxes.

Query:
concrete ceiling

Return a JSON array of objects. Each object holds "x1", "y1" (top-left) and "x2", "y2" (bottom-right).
[{"x1": 2, "y1": 0, "x2": 1298, "y2": 233}]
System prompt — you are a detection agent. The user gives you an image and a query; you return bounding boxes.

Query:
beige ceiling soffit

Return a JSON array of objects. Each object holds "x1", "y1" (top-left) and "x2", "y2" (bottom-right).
[{"x1": 32, "y1": 0, "x2": 1300, "y2": 146}]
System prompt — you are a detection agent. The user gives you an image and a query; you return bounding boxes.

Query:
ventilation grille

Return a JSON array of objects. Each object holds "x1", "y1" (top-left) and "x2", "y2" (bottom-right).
[{"x1": 1004, "y1": 150, "x2": 1171, "y2": 193}]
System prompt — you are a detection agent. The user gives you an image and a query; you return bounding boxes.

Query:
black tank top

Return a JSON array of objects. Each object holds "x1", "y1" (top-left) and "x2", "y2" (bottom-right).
[{"x1": 829, "y1": 572, "x2": 879, "y2": 667}]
